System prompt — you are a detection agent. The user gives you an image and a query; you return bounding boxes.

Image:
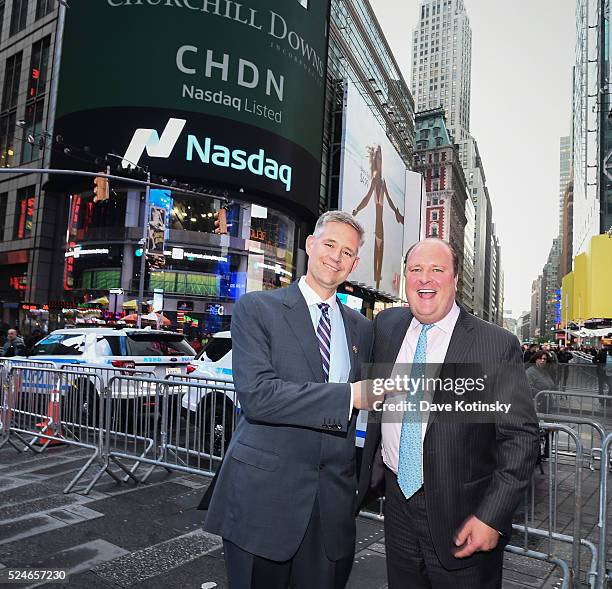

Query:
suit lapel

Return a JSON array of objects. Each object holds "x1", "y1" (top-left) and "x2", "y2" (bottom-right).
[
  {"x1": 282, "y1": 282, "x2": 325, "y2": 382},
  {"x1": 426, "y1": 307, "x2": 475, "y2": 433},
  {"x1": 384, "y1": 309, "x2": 412, "y2": 364},
  {"x1": 442, "y1": 308, "x2": 475, "y2": 365}
]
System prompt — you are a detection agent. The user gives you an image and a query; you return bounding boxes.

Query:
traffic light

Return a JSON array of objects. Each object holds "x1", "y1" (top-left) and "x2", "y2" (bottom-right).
[
  {"x1": 213, "y1": 207, "x2": 228, "y2": 234},
  {"x1": 93, "y1": 173, "x2": 109, "y2": 203}
]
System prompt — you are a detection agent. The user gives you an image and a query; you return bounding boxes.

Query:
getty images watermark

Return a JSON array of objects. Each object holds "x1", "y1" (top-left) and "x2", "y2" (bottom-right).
[
  {"x1": 371, "y1": 374, "x2": 511, "y2": 415},
  {"x1": 360, "y1": 363, "x2": 533, "y2": 424}
]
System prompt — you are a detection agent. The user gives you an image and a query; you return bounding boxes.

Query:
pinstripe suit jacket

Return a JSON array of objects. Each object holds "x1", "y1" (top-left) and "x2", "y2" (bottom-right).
[{"x1": 357, "y1": 306, "x2": 539, "y2": 570}]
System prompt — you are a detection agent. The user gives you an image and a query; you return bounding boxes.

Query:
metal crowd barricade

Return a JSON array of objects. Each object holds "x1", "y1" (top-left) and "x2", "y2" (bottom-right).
[
  {"x1": 537, "y1": 411, "x2": 606, "y2": 470},
  {"x1": 0, "y1": 363, "x2": 9, "y2": 449},
  {"x1": 561, "y1": 363, "x2": 602, "y2": 393},
  {"x1": 536, "y1": 390, "x2": 612, "y2": 467},
  {"x1": 6, "y1": 365, "x2": 109, "y2": 493},
  {"x1": 511, "y1": 423, "x2": 590, "y2": 589},
  {"x1": 2, "y1": 365, "x2": 237, "y2": 495},
  {"x1": 596, "y1": 432, "x2": 612, "y2": 589},
  {"x1": 158, "y1": 373, "x2": 236, "y2": 476},
  {"x1": 0, "y1": 359, "x2": 65, "y2": 452},
  {"x1": 91, "y1": 374, "x2": 236, "y2": 489},
  {"x1": 360, "y1": 422, "x2": 588, "y2": 589},
  {"x1": 165, "y1": 373, "x2": 236, "y2": 451}
]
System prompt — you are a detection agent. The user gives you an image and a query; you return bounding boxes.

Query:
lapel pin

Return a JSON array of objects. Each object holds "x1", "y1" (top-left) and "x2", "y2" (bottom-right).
[{"x1": 352, "y1": 345, "x2": 358, "y2": 354}]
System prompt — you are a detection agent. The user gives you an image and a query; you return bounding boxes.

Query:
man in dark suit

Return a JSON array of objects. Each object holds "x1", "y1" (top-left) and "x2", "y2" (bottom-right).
[
  {"x1": 204, "y1": 211, "x2": 373, "y2": 589},
  {"x1": 357, "y1": 238, "x2": 539, "y2": 588}
]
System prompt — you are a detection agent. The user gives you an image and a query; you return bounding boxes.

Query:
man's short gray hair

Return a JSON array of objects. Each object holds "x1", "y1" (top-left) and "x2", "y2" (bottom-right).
[{"x1": 312, "y1": 211, "x2": 365, "y2": 246}]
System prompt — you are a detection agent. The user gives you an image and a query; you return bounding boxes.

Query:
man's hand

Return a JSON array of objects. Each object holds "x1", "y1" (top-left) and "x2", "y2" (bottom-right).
[
  {"x1": 352, "y1": 380, "x2": 379, "y2": 410},
  {"x1": 453, "y1": 515, "x2": 499, "y2": 558}
]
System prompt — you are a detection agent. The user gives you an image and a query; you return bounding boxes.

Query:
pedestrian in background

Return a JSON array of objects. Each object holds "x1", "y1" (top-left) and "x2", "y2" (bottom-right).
[
  {"x1": 527, "y1": 351, "x2": 557, "y2": 412},
  {"x1": 523, "y1": 343, "x2": 538, "y2": 363},
  {"x1": 527, "y1": 351, "x2": 556, "y2": 460},
  {"x1": 25, "y1": 328, "x2": 45, "y2": 354},
  {"x1": 1, "y1": 328, "x2": 26, "y2": 357},
  {"x1": 542, "y1": 343, "x2": 559, "y2": 387},
  {"x1": 557, "y1": 347, "x2": 573, "y2": 391},
  {"x1": 593, "y1": 344, "x2": 608, "y2": 397},
  {"x1": 606, "y1": 348, "x2": 612, "y2": 397}
]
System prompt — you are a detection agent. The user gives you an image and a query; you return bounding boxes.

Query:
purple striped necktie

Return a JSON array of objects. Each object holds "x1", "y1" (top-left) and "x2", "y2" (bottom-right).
[{"x1": 317, "y1": 303, "x2": 331, "y2": 381}]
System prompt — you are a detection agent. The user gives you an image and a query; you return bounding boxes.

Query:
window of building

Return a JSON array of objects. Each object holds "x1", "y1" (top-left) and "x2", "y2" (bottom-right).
[
  {"x1": 21, "y1": 36, "x2": 50, "y2": 163},
  {"x1": 0, "y1": 52, "x2": 22, "y2": 168},
  {"x1": 35, "y1": 0, "x2": 53, "y2": 19},
  {"x1": 430, "y1": 223, "x2": 439, "y2": 237},
  {"x1": 9, "y1": 0, "x2": 28, "y2": 36},
  {"x1": 13, "y1": 186, "x2": 36, "y2": 239},
  {"x1": 0, "y1": 2, "x2": 5, "y2": 42}
]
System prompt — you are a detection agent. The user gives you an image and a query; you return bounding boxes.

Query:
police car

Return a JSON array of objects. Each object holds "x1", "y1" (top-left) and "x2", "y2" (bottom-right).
[
  {"x1": 19, "y1": 328, "x2": 195, "y2": 421},
  {"x1": 179, "y1": 331, "x2": 368, "y2": 450},
  {"x1": 27, "y1": 328, "x2": 195, "y2": 375},
  {"x1": 180, "y1": 331, "x2": 235, "y2": 454}
]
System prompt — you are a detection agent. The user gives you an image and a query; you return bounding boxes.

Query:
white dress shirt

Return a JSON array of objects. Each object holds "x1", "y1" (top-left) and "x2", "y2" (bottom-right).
[
  {"x1": 381, "y1": 302, "x2": 460, "y2": 475},
  {"x1": 298, "y1": 278, "x2": 352, "y2": 419}
]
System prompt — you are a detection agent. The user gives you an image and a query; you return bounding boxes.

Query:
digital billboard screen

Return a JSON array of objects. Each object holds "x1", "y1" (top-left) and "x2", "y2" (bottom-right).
[{"x1": 51, "y1": 0, "x2": 331, "y2": 216}]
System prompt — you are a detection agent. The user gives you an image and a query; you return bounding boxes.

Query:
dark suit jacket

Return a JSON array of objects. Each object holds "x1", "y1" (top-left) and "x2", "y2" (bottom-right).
[
  {"x1": 357, "y1": 306, "x2": 539, "y2": 570},
  {"x1": 204, "y1": 282, "x2": 372, "y2": 562}
]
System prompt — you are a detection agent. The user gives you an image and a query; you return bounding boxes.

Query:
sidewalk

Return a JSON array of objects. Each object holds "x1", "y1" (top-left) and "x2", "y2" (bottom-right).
[{"x1": 0, "y1": 441, "x2": 603, "y2": 588}]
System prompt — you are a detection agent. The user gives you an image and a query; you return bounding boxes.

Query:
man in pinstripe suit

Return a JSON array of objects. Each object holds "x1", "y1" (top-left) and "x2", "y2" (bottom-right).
[{"x1": 357, "y1": 238, "x2": 538, "y2": 588}]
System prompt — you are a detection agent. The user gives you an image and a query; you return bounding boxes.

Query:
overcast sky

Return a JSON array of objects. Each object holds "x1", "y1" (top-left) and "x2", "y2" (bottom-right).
[{"x1": 368, "y1": 0, "x2": 575, "y2": 317}]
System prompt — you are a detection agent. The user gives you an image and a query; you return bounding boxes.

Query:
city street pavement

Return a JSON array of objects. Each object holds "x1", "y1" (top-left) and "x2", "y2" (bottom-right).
[{"x1": 0, "y1": 441, "x2": 600, "y2": 589}]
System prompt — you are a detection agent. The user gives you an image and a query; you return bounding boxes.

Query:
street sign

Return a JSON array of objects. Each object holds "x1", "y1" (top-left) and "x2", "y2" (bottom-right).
[{"x1": 109, "y1": 288, "x2": 124, "y2": 295}]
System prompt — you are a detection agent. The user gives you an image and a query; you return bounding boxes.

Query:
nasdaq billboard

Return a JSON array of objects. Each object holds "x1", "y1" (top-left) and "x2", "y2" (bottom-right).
[{"x1": 51, "y1": 0, "x2": 331, "y2": 216}]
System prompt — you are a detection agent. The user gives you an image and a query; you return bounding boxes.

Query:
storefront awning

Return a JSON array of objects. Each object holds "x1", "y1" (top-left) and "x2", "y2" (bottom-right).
[
  {"x1": 89, "y1": 296, "x2": 109, "y2": 306},
  {"x1": 578, "y1": 327, "x2": 612, "y2": 338}
]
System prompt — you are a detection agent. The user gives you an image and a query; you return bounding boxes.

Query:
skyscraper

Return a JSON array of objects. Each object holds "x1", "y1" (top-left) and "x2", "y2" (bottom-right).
[
  {"x1": 572, "y1": 0, "x2": 612, "y2": 256},
  {"x1": 410, "y1": 0, "x2": 472, "y2": 143},
  {"x1": 558, "y1": 136, "x2": 571, "y2": 239},
  {"x1": 410, "y1": 0, "x2": 501, "y2": 323}
]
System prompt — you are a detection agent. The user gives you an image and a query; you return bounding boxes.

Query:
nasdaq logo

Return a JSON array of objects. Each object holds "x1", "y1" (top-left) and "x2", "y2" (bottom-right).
[
  {"x1": 186, "y1": 135, "x2": 292, "y2": 192},
  {"x1": 121, "y1": 119, "x2": 292, "y2": 193},
  {"x1": 121, "y1": 118, "x2": 186, "y2": 169}
]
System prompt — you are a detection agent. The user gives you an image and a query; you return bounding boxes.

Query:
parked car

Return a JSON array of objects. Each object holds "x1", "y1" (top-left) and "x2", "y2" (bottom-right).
[
  {"x1": 179, "y1": 331, "x2": 235, "y2": 454},
  {"x1": 16, "y1": 328, "x2": 196, "y2": 423}
]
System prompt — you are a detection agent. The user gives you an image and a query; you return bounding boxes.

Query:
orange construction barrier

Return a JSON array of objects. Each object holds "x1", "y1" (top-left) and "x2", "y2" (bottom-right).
[{"x1": 35, "y1": 389, "x2": 64, "y2": 446}]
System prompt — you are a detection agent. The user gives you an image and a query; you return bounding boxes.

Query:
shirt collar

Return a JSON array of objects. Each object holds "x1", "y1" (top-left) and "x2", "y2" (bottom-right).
[
  {"x1": 408, "y1": 302, "x2": 460, "y2": 334},
  {"x1": 298, "y1": 276, "x2": 338, "y2": 311}
]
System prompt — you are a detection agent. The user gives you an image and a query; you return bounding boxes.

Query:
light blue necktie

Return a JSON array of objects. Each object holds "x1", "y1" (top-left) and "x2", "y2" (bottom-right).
[{"x1": 397, "y1": 323, "x2": 434, "y2": 499}]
